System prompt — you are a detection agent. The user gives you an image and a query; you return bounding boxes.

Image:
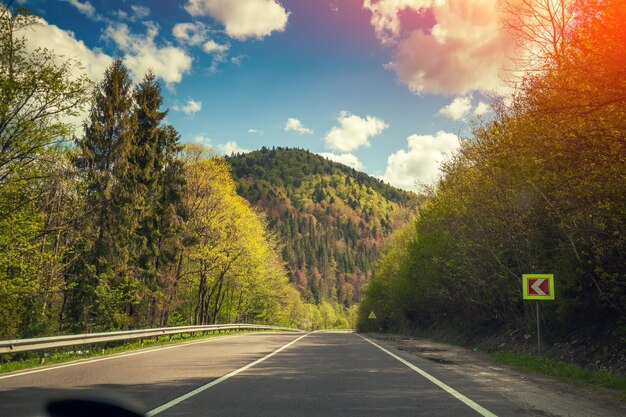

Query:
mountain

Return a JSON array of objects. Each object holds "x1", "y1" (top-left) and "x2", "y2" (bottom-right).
[{"x1": 226, "y1": 147, "x2": 417, "y2": 307}]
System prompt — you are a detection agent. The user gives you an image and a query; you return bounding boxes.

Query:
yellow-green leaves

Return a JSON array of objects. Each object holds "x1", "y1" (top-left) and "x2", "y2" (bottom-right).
[{"x1": 178, "y1": 149, "x2": 307, "y2": 328}]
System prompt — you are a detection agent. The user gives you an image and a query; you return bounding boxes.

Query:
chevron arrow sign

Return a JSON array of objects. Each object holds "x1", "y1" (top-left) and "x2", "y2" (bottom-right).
[{"x1": 523, "y1": 274, "x2": 555, "y2": 300}]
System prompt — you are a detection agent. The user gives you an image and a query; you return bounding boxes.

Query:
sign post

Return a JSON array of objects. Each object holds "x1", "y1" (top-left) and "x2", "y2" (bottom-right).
[
  {"x1": 536, "y1": 301, "x2": 541, "y2": 356},
  {"x1": 522, "y1": 274, "x2": 555, "y2": 356}
]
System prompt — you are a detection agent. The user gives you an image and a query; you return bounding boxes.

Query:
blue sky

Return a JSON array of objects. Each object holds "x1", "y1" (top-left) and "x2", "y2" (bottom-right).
[{"x1": 19, "y1": 0, "x2": 515, "y2": 191}]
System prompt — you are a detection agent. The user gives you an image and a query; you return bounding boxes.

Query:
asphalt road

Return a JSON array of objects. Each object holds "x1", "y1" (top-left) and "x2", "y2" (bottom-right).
[{"x1": 0, "y1": 331, "x2": 534, "y2": 417}]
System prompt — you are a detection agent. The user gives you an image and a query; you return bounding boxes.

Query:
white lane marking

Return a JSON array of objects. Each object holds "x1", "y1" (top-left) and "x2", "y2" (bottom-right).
[
  {"x1": 0, "y1": 335, "x2": 242, "y2": 380},
  {"x1": 357, "y1": 334, "x2": 498, "y2": 417},
  {"x1": 147, "y1": 332, "x2": 309, "y2": 416}
]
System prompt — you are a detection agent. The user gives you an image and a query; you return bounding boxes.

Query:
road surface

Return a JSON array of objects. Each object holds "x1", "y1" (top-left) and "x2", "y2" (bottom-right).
[{"x1": 0, "y1": 331, "x2": 536, "y2": 416}]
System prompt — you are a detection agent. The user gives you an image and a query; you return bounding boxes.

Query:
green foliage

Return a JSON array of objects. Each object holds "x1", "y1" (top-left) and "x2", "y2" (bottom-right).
[
  {"x1": 129, "y1": 72, "x2": 186, "y2": 327},
  {"x1": 169, "y1": 148, "x2": 317, "y2": 330},
  {"x1": 67, "y1": 59, "x2": 139, "y2": 331},
  {"x1": 0, "y1": 8, "x2": 314, "y2": 338},
  {"x1": 0, "y1": 4, "x2": 90, "y2": 339},
  {"x1": 357, "y1": 222, "x2": 417, "y2": 332},
  {"x1": 227, "y1": 148, "x2": 417, "y2": 308},
  {"x1": 0, "y1": 7, "x2": 89, "y2": 203},
  {"x1": 491, "y1": 352, "x2": 626, "y2": 392},
  {"x1": 358, "y1": 0, "x2": 625, "y2": 361}
]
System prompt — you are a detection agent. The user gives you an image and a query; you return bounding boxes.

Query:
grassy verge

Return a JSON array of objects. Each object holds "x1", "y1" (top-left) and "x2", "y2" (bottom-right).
[
  {"x1": 491, "y1": 351, "x2": 626, "y2": 399},
  {"x1": 0, "y1": 329, "x2": 260, "y2": 374}
]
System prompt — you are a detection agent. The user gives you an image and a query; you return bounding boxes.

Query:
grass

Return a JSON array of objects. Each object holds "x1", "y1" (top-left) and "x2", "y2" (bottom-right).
[
  {"x1": 0, "y1": 329, "x2": 264, "y2": 374},
  {"x1": 491, "y1": 351, "x2": 626, "y2": 397}
]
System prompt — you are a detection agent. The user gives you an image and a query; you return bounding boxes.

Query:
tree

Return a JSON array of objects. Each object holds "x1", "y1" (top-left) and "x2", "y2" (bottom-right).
[
  {"x1": 0, "y1": 5, "x2": 89, "y2": 204},
  {"x1": 0, "y1": 7, "x2": 321, "y2": 336},
  {"x1": 66, "y1": 59, "x2": 138, "y2": 331},
  {"x1": 130, "y1": 72, "x2": 186, "y2": 326},
  {"x1": 359, "y1": 1, "x2": 625, "y2": 354},
  {"x1": 174, "y1": 146, "x2": 310, "y2": 328},
  {"x1": 0, "y1": 4, "x2": 89, "y2": 338},
  {"x1": 504, "y1": 0, "x2": 582, "y2": 66}
]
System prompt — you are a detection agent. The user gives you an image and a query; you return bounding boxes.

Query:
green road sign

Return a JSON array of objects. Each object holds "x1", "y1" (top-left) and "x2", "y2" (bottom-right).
[
  {"x1": 368, "y1": 311, "x2": 377, "y2": 319},
  {"x1": 522, "y1": 274, "x2": 555, "y2": 300}
]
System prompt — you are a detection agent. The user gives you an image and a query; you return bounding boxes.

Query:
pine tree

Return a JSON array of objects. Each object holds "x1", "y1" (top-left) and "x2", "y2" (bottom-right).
[
  {"x1": 128, "y1": 71, "x2": 169, "y2": 324},
  {"x1": 149, "y1": 125, "x2": 186, "y2": 326},
  {"x1": 65, "y1": 59, "x2": 137, "y2": 331},
  {"x1": 132, "y1": 71, "x2": 166, "y2": 285}
]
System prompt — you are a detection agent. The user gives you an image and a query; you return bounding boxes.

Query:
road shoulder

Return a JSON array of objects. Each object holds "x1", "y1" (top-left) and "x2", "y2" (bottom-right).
[{"x1": 364, "y1": 333, "x2": 626, "y2": 417}]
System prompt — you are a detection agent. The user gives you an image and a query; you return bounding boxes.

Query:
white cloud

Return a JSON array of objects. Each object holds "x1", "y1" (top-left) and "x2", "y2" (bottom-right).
[
  {"x1": 173, "y1": 22, "x2": 208, "y2": 46},
  {"x1": 113, "y1": 10, "x2": 130, "y2": 20},
  {"x1": 131, "y1": 5, "x2": 151, "y2": 19},
  {"x1": 284, "y1": 117, "x2": 313, "y2": 135},
  {"x1": 63, "y1": 0, "x2": 102, "y2": 21},
  {"x1": 317, "y1": 152, "x2": 364, "y2": 171},
  {"x1": 21, "y1": 18, "x2": 113, "y2": 83},
  {"x1": 104, "y1": 22, "x2": 192, "y2": 85},
  {"x1": 365, "y1": 0, "x2": 519, "y2": 95},
  {"x1": 230, "y1": 55, "x2": 246, "y2": 66},
  {"x1": 439, "y1": 97, "x2": 493, "y2": 120},
  {"x1": 383, "y1": 131, "x2": 460, "y2": 191},
  {"x1": 202, "y1": 39, "x2": 229, "y2": 54},
  {"x1": 172, "y1": 22, "x2": 229, "y2": 54},
  {"x1": 172, "y1": 22, "x2": 229, "y2": 73},
  {"x1": 324, "y1": 111, "x2": 388, "y2": 153},
  {"x1": 438, "y1": 96, "x2": 472, "y2": 121},
  {"x1": 218, "y1": 141, "x2": 250, "y2": 155},
  {"x1": 183, "y1": 0, "x2": 290, "y2": 40},
  {"x1": 113, "y1": 5, "x2": 150, "y2": 22},
  {"x1": 18, "y1": 17, "x2": 114, "y2": 132},
  {"x1": 173, "y1": 99, "x2": 202, "y2": 115},
  {"x1": 207, "y1": 55, "x2": 228, "y2": 74},
  {"x1": 473, "y1": 101, "x2": 492, "y2": 116},
  {"x1": 248, "y1": 129, "x2": 264, "y2": 135},
  {"x1": 363, "y1": 0, "x2": 432, "y2": 44}
]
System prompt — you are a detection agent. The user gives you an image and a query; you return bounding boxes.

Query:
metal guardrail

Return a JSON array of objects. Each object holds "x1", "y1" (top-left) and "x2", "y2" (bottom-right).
[{"x1": 0, "y1": 324, "x2": 304, "y2": 355}]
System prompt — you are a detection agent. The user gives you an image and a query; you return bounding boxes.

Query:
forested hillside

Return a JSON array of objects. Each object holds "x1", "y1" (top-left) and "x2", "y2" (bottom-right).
[
  {"x1": 358, "y1": 0, "x2": 625, "y2": 371},
  {"x1": 228, "y1": 148, "x2": 417, "y2": 307}
]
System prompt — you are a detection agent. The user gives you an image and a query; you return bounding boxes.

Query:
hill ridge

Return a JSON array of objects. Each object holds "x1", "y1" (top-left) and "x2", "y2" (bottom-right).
[{"x1": 227, "y1": 147, "x2": 416, "y2": 306}]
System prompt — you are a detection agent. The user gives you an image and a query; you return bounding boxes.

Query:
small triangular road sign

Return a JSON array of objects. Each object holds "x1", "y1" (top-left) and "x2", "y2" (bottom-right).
[{"x1": 368, "y1": 311, "x2": 377, "y2": 319}]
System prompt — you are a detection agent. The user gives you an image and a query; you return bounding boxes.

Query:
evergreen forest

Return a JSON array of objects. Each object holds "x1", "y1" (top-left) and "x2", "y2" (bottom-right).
[{"x1": 228, "y1": 148, "x2": 417, "y2": 309}]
